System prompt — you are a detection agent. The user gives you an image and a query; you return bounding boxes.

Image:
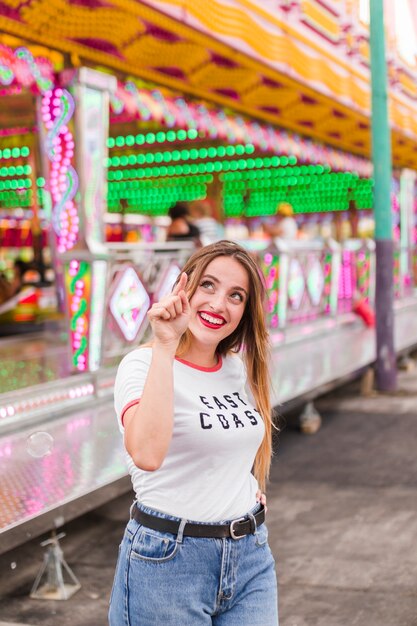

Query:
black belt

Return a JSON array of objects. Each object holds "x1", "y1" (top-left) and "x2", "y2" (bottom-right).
[{"x1": 133, "y1": 504, "x2": 265, "y2": 540}]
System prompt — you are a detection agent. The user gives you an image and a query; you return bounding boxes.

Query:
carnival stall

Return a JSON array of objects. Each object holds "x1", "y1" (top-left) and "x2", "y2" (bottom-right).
[{"x1": 0, "y1": 0, "x2": 417, "y2": 565}]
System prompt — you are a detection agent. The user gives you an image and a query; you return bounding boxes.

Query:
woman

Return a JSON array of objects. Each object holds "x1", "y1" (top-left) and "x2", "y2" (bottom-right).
[{"x1": 109, "y1": 241, "x2": 278, "y2": 626}]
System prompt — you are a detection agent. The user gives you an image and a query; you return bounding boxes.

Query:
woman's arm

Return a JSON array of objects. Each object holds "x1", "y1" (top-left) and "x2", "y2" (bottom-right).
[{"x1": 123, "y1": 273, "x2": 190, "y2": 471}]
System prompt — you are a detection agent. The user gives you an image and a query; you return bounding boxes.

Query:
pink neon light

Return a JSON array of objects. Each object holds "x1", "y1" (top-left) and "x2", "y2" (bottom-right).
[
  {"x1": 0, "y1": 44, "x2": 54, "y2": 93},
  {"x1": 42, "y1": 88, "x2": 79, "y2": 253},
  {"x1": 0, "y1": 125, "x2": 32, "y2": 136}
]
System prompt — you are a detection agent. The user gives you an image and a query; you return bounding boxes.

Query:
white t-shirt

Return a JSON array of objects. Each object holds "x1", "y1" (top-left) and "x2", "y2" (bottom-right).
[{"x1": 114, "y1": 348, "x2": 264, "y2": 522}]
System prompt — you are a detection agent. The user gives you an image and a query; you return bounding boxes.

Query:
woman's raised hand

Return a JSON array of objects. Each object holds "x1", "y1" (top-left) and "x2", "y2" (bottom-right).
[{"x1": 147, "y1": 272, "x2": 191, "y2": 349}]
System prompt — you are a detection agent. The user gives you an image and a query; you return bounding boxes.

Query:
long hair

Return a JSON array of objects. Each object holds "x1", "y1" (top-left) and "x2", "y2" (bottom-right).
[{"x1": 175, "y1": 240, "x2": 273, "y2": 491}]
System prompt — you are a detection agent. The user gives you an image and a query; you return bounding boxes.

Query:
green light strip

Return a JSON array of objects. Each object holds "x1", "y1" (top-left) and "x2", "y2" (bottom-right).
[
  {"x1": 0, "y1": 165, "x2": 32, "y2": 177},
  {"x1": 0, "y1": 178, "x2": 32, "y2": 191},
  {"x1": 108, "y1": 174, "x2": 213, "y2": 190},
  {"x1": 107, "y1": 155, "x2": 301, "y2": 181},
  {"x1": 0, "y1": 147, "x2": 30, "y2": 160},
  {"x1": 221, "y1": 169, "x2": 373, "y2": 217},
  {"x1": 106, "y1": 144, "x2": 257, "y2": 168},
  {"x1": 109, "y1": 185, "x2": 207, "y2": 197},
  {"x1": 107, "y1": 128, "x2": 199, "y2": 148},
  {"x1": 220, "y1": 164, "x2": 337, "y2": 180},
  {"x1": 0, "y1": 182, "x2": 46, "y2": 209}
]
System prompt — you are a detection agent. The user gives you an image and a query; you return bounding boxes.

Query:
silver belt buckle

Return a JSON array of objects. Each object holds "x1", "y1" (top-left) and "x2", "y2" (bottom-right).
[{"x1": 229, "y1": 516, "x2": 246, "y2": 540}]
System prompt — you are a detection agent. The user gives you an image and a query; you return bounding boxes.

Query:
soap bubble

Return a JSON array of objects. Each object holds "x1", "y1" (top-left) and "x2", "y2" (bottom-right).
[{"x1": 26, "y1": 431, "x2": 54, "y2": 458}]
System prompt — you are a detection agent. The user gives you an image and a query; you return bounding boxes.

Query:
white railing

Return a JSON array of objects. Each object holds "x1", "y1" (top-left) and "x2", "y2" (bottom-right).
[{"x1": 59, "y1": 239, "x2": 417, "y2": 373}]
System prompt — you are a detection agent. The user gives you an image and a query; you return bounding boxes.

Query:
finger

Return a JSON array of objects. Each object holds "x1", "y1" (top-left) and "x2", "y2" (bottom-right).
[
  {"x1": 148, "y1": 306, "x2": 171, "y2": 321},
  {"x1": 179, "y1": 289, "x2": 190, "y2": 313},
  {"x1": 149, "y1": 311, "x2": 170, "y2": 321},
  {"x1": 172, "y1": 272, "x2": 188, "y2": 295},
  {"x1": 256, "y1": 490, "x2": 267, "y2": 507},
  {"x1": 159, "y1": 294, "x2": 182, "y2": 316},
  {"x1": 164, "y1": 301, "x2": 178, "y2": 319},
  {"x1": 172, "y1": 295, "x2": 183, "y2": 316}
]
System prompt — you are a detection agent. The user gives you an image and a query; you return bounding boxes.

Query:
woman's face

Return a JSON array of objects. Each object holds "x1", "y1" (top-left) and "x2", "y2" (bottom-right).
[{"x1": 187, "y1": 256, "x2": 249, "y2": 348}]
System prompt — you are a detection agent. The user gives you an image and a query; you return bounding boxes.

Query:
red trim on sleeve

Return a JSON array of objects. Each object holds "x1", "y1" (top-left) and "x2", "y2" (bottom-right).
[{"x1": 121, "y1": 399, "x2": 140, "y2": 426}]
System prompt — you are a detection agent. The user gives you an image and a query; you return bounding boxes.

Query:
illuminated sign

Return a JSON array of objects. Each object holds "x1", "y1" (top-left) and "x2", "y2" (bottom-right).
[{"x1": 110, "y1": 267, "x2": 150, "y2": 341}]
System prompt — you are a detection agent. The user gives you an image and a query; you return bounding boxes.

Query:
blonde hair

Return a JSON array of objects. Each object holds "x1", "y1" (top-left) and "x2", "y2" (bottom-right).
[{"x1": 175, "y1": 240, "x2": 274, "y2": 491}]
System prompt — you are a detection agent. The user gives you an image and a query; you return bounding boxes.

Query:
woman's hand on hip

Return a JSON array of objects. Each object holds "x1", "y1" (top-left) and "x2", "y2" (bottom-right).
[
  {"x1": 148, "y1": 272, "x2": 191, "y2": 348},
  {"x1": 256, "y1": 490, "x2": 267, "y2": 512}
]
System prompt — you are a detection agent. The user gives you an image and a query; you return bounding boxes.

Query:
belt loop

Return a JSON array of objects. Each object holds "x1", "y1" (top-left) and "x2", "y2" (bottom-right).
[
  {"x1": 247, "y1": 511, "x2": 257, "y2": 535},
  {"x1": 176, "y1": 518, "x2": 187, "y2": 544},
  {"x1": 129, "y1": 500, "x2": 137, "y2": 519}
]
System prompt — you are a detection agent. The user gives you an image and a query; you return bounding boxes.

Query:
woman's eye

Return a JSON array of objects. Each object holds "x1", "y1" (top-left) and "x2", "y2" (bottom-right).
[
  {"x1": 200, "y1": 280, "x2": 214, "y2": 289},
  {"x1": 231, "y1": 292, "x2": 244, "y2": 302}
]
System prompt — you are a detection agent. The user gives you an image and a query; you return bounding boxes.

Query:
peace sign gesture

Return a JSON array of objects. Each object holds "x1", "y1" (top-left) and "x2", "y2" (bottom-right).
[{"x1": 147, "y1": 273, "x2": 191, "y2": 348}]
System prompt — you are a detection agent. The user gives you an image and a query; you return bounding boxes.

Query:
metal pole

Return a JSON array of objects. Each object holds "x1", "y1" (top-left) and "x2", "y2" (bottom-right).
[{"x1": 369, "y1": 0, "x2": 397, "y2": 391}]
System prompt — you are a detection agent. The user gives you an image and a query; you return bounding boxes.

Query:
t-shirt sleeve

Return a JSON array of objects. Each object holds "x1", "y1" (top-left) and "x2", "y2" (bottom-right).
[{"x1": 114, "y1": 348, "x2": 152, "y2": 433}]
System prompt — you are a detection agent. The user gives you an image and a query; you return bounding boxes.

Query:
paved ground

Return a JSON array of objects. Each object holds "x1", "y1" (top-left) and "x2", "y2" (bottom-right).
[{"x1": 1, "y1": 360, "x2": 417, "y2": 625}]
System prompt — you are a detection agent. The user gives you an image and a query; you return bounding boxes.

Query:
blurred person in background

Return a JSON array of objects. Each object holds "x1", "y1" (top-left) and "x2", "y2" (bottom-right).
[
  {"x1": 0, "y1": 259, "x2": 31, "y2": 305},
  {"x1": 190, "y1": 200, "x2": 225, "y2": 245},
  {"x1": 167, "y1": 202, "x2": 201, "y2": 245},
  {"x1": 263, "y1": 202, "x2": 298, "y2": 241}
]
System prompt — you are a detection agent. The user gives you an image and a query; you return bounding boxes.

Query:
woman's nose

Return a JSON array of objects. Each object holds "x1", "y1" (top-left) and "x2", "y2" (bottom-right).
[{"x1": 209, "y1": 293, "x2": 226, "y2": 312}]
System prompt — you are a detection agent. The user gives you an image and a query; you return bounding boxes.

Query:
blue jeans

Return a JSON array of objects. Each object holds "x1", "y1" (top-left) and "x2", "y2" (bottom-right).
[{"x1": 108, "y1": 503, "x2": 278, "y2": 626}]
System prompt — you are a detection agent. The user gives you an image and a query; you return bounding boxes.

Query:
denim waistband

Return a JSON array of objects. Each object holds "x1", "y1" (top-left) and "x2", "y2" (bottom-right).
[{"x1": 132, "y1": 501, "x2": 262, "y2": 526}]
